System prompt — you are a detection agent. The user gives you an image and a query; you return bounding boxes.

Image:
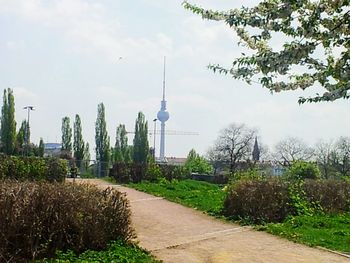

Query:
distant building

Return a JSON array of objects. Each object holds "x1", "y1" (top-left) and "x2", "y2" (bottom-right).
[
  {"x1": 44, "y1": 143, "x2": 62, "y2": 157},
  {"x1": 257, "y1": 161, "x2": 286, "y2": 177},
  {"x1": 271, "y1": 164, "x2": 286, "y2": 176},
  {"x1": 166, "y1": 157, "x2": 187, "y2": 166},
  {"x1": 156, "y1": 157, "x2": 187, "y2": 166}
]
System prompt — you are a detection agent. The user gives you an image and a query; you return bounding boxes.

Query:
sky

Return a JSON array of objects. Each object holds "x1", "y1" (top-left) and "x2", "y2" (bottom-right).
[{"x1": 0, "y1": 0, "x2": 349, "y2": 158}]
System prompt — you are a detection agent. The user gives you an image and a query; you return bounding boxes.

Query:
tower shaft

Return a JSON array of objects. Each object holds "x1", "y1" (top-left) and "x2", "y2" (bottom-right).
[{"x1": 159, "y1": 122, "x2": 166, "y2": 160}]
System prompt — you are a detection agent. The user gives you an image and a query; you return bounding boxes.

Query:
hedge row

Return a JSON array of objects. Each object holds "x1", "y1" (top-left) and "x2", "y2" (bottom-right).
[
  {"x1": 224, "y1": 179, "x2": 350, "y2": 223},
  {"x1": 110, "y1": 162, "x2": 189, "y2": 183},
  {"x1": 0, "y1": 154, "x2": 67, "y2": 182},
  {"x1": 0, "y1": 181, "x2": 134, "y2": 262}
]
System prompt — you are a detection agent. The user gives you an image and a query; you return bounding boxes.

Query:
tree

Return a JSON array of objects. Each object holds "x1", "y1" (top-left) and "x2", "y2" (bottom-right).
[
  {"x1": 133, "y1": 112, "x2": 149, "y2": 164},
  {"x1": 273, "y1": 137, "x2": 314, "y2": 166},
  {"x1": 314, "y1": 139, "x2": 334, "y2": 178},
  {"x1": 95, "y1": 103, "x2": 110, "y2": 176},
  {"x1": 84, "y1": 142, "x2": 91, "y2": 160},
  {"x1": 113, "y1": 124, "x2": 129, "y2": 163},
  {"x1": 288, "y1": 160, "x2": 321, "y2": 180},
  {"x1": 184, "y1": 1, "x2": 350, "y2": 103},
  {"x1": 210, "y1": 123, "x2": 256, "y2": 174},
  {"x1": 15, "y1": 120, "x2": 28, "y2": 155},
  {"x1": 38, "y1": 138, "x2": 45, "y2": 157},
  {"x1": 124, "y1": 146, "x2": 133, "y2": 164},
  {"x1": 207, "y1": 146, "x2": 225, "y2": 175},
  {"x1": 185, "y1": 149, "x2": 213, "y2": 174},
  {"x1": 73, "y1": 114, "x2": 85, "y2": 168},
  {"x1": 83, "y1": 142, "x2": 91, "y2": 170},
  {"x1": 1, "y1": 88, "x2": 16, "y2": 155},
  {"x1": 61, "y1": 117, "x2": 72, "y2": 155},
  {"x1": 330, "y1": 137, "x2": 350, "y2": 177}
]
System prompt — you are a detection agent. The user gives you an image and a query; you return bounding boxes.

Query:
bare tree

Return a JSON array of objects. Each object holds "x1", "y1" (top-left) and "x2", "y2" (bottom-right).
[
  {"x1": 258, "y1": 142, "x2": 270, "y2": 162},
  {"x1": 210, "y1": 123, "x2": 257, "y2": 175},
  {"x1": 273, "y1": 137, "x2": 314, "y2": 166},
  {"x1": 331, "y1": 137, "x2": 350, "y2": 177},
  {"x1": 207, "y1": 146, "x2": 225, "y2": 175},
  {"x1": 315, "y1": 140, "x2": 334, "y2": 179}
]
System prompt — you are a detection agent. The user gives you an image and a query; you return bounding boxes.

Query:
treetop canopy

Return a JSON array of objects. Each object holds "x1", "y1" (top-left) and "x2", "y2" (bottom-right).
[{"x1": 183, "y1": 0, "x2": 350, "y2": 103}]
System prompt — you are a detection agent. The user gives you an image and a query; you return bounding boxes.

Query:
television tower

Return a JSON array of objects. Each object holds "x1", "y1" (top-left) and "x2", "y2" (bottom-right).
[{"x1": 157, "y1": 57, "x2": 169, "y2": 162}]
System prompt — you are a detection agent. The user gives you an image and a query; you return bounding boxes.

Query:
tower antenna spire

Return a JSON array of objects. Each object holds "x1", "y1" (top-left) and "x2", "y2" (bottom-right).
[
  {"x1": 157, "y1": 56, "x2": 170, "y2": 162},
  {"x1": 163, "y1": 56, "x2": 166, "y2": 101}
]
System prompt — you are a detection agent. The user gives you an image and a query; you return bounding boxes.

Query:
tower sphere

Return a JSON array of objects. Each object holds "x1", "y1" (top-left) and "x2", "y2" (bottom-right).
[{"x1": 157, "y1": 110, "x2": 169, "y2": 122}]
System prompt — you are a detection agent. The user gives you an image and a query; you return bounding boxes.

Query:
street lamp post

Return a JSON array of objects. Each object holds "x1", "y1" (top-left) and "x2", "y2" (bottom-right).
[
  {"x1": 153, "y1": 118, "x2": 157, "y2": 160},
  {"x1": 23, "y1": 106, "x2": 35, "y2": 156}
]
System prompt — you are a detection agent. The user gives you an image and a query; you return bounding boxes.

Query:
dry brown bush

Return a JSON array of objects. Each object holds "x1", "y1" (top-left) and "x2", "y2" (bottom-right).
[
  {"x1": 223, "y1": 178, "x2": 350, "y2": 224},
  {"x1": 304, "y1": 179, "x2": 350, "y2": 213},
  {"x1": 223, "y1": 179, "x2": 294, "y2": 223},
  {"x1": 0, "y1": 181, "x2": 134, "y2": 262}
]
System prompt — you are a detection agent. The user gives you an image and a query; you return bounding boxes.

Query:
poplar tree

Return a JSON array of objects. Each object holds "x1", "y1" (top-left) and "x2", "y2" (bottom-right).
[
  {"x1": 133, "y1": 112, "x2": 149, "y2": 164},
  {"x1": 16, "y1": 120, "x2": 27, "y2": 154},
  {"x1": 95, "y1": 103, "x2": 110, "y2": 176},
  {"x1": 73, "y1": 114, "x2": 85, "y2": 168},
  {"x1": 83, "y1": 142, "x2": 91, "y2": 170},
  {"x1": 1, "y1": 88, "x2": 16, "y2": 155},
  {"x1": 61, "y1": 116, "x2": 72, "y2": 155},
  {"x1": 84, "y1": 142, "x2": 91, "y2": 161},
  {"x1": 38, "y1": 138, "x2": 45, "y2": 157},
  {"x1": 114, "y1": 124, "x2": 129, "y2": 163}
]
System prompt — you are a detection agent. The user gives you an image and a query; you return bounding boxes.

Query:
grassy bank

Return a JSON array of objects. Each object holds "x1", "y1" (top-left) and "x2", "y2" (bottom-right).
[
  {"x1": 263, "y1": 213, "x2": 350, "y2": 254},
  {"x1": 129, "y1": 179, "x2": 225, "y2": 216},
  {"x1": 128, "y1": 179, "x2": 350, "y2": 254},
  {"x1": 42, "y1": 241, "x2": 160, "y2": 263}
]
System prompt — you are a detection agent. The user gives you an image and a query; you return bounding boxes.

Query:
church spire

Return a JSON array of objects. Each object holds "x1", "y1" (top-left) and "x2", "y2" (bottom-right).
[{"x1": 252, "y1": 137, "x2": 260, "y2": 162}]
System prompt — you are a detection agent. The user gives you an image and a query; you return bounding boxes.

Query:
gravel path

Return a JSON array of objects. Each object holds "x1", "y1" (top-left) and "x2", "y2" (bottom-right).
[{"x1": 71, "y1": 179, "x2": 350, "y2": 263}]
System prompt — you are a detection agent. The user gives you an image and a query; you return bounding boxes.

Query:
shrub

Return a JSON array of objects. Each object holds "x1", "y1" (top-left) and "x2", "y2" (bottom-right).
[
  {"x1": 184, "y1": 149, "x2": 213, "y2": 174},
  {"x1": 45, "y1": 158, "x2": 68, "y2": 182},
  {"x1": 145, "y1": 163, "x2": 162, "y2": 182},
  {"x1": 232, "y1": 169, "x2": 265, "y2": 181},
  {"x1": 0, "y1": 181, "x2": 134, "y2": 262},
  {"x1": 110, "y1": 163, "x2": 132, "y2": 183},
  {"x1": 304, "y1": 179, "x2": 350, "y2": 213},
  {"x1": 110, "y1": 163, "x2": 146, "y2": 183},
  {"x1": 159, "y1": 165, "x2": 189, "y2": 181},
  {"x1": 287, "y1": 161, "x2": 321, "y2": 180},
  {"x1": 0, "y1": 154, "x2": 68, "y2": 182},
  {"x1": 224, "y1": 178, "x2": 350, "y2": 224},
  {"x1": 110, "y1": 162, "x2": 189, "y2": 183},
  {"x1": 223, "y1": 179, "x2": 294, "y2": 223}
]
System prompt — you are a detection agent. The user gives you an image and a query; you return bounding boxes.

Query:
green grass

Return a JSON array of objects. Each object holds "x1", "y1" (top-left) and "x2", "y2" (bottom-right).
[
  {"x1": 263, "y1": 213, "x2": 350, "y2": 253},
  {"x1": 41, "y1": 241, "x2": 160, "y2": 263},
  {"x1": 129, "y1": 179, "x2": 226, "y2": 216}
]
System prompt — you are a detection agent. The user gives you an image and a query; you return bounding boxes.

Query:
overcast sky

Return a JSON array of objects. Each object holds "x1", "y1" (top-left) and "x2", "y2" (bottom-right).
[{"x1": 0, "y1": 0, "x2": 349, "y2": 158}]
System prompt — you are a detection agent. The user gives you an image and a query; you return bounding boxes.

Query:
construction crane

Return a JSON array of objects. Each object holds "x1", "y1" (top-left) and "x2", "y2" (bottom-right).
[{"x1": 126, "y1": 130, "x2": 199, "y2": 136}]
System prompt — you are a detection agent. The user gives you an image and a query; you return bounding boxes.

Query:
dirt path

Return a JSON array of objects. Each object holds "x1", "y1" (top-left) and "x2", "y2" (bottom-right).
[{"x1": 72, "y1": 179, "x2": 350, "y2": 263}]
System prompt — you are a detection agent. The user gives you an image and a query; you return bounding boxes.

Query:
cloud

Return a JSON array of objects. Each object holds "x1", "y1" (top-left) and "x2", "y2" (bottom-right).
[
  {"x1": 0, "y1": 0, "x2": 241, "y2": 63},
  {"x1": 12, "y1": 86, "x2": 39, "y2": 101},
  {"x1": 0, "y1": 0, "x2": 172, "y2": 61},
  {"x1": 6, "y1": 40, "x2": 26, "y2": 50},
  {"x1": 171, "y1": 94, "x2": 224, "y2": 115}
]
